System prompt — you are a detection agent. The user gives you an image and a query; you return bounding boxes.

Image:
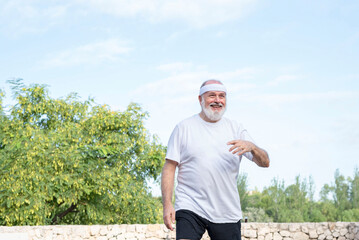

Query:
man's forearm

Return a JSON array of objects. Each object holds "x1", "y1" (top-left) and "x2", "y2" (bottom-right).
[
  {"x1": 161, "y1": 160, "x2": 177, "y2": 230},
  {"x1": 251, "y1": 146, "x2": 270, "y2": 168},
  {"x1": 161, "y1": 160, "x2": 177, "y2": 206}
]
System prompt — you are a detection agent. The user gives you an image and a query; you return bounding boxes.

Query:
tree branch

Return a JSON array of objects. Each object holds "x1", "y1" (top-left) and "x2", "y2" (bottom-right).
[{"x1": 51, "y1": 203, "x2": 77, "y2": 225}]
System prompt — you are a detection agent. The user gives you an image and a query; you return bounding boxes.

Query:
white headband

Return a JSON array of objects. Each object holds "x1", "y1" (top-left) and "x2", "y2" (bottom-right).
[{"x1": 199, "y1": 84, "x2": 227, "y2": 96}]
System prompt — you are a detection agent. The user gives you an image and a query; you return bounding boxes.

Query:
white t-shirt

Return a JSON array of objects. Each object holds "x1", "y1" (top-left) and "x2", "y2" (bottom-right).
[{"x1": 166, "y1": 114, "x2": 254, "y2": 223}]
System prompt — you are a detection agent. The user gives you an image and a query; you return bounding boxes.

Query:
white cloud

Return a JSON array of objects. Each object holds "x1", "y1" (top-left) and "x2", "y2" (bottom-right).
[
  {"x1": 0, "y1": 0, "x2": 69, "y2": 35},
  {"x1": 132, "y1": 64, "x2": 259, "y2": 99},
  {"x1": 41, "y1": 39, "x2": 132, "y2": 68},
  {"x1": 1, "y1": 0, "x2": 258, "y2": 36},
  {"x1": 267, "y1": 74, "x2": 301, "y2": 86},
  {"x1": 240, "y1": 91, "x2": 359, "y2": 103},
  {"x1": 157, "y1": 62, "x2": 193, "y2": 73},
  {"x1": 234, "y1": 91, "x2": 359, "y2": 111},
  {"x1": 76, "y1": 0, "x2": 258, "y2": 27}
]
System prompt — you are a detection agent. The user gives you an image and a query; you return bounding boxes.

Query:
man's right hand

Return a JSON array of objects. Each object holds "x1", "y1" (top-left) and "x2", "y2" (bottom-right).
[{"x1": 163, "y1": 204, "x2": 176, "y2": 231}]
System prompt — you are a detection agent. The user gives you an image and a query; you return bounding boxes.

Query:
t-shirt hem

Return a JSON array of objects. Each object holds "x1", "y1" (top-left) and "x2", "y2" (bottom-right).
[{"x1": 176, "y1": 207, "x2": 242, "y2": 224}]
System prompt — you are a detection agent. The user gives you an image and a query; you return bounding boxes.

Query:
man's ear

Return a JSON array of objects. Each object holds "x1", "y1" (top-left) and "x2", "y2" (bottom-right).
[{"x1": 198, "y1": 95, "x2": 202, "y2": 104}]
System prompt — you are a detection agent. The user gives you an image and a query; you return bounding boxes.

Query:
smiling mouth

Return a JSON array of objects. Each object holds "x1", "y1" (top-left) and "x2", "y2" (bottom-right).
[{"x1": 210, "y1": 104, "x2": 223, "y2": 110}]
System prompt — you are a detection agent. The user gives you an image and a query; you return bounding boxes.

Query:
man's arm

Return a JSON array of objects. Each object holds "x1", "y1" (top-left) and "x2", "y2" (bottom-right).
[
  {"x1": 227, "y1": 140, "x2": 270, "y2": 167},
  {"x1": 161, "y1": 159, "x2": 178, "y2": 231}
]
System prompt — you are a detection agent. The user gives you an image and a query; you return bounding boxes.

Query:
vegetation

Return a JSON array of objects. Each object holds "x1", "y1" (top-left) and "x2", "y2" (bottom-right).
[
  {"x1": 1, "y1": 80, "x2": 358, "y2": 226},
  {"x1": 0, "y1": 80, "x2": 165, "y2": 226},
  {"x1": 240, "y1": 168, "x2": 359, "y2": 222}
]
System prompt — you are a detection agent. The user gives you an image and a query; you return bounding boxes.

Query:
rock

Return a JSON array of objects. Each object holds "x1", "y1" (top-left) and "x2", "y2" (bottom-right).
[
  {"x1": 126, "y1": 224, "x2": 136, "y2": 232},
  {"x1": 329, "y1": 223, "x2": 335, "y2": 231},
  {"x1": 352, "y1": 224, "x2": 358, "y2": 234},
  {"x1": 316, "y1": 226, "x2": 324, "y2": 235},
  {"x1": 273, "y1": 232, "x2": 282, "y2": 240},
  {"x1": 308, "y1": 229, "x2": 318, "y2": 239},
  {"x1": 289, "y1": 224, "x2": 300, "y2": 232},
  {"x1": 147, "y1": 224, "x2": 161, "y2": 232},
  {"x1": 269, "y1": 223, "x2": 280, "y2": 232},
  {"x1": 99, "y1": 227, "x2": 108, "y2": 236},
  {"x1": 258, "y1": 227, "x2": 271, "y2": 236},
  {"x1": 123, "y1": 232, "x2": 136, "y2": 238},
  {"x1": 134, "y1": 224, "x2": 146, "y2": 233},
  {"x1": 324, "y1": 229, "x2": 332, "y2": 236},
  {"x1": 293, "y1": 232, "x2": 309, "y2": 240},
  {"x1": 280, "y1": 224, "x2": 289, "y2": 230},
  {"x1": 318, "y1": 234, "x2": 325, "y2": 240},
  {"x1": 90, "y1": 225, "x2": 101, "y2": 236},
  {"x1": 244, "y1": 230, "x2": 257, "y2": 238},
  {"x1": 339, "y1": 228, "x2": 348, "y2": 236},
  {"x1": 265, "y1": 233, "x2": 273, "y2": 240},
  {"x1": 335, "y1": 222, "x2": 345, "y2": 228},
  {"x1": 280, "y1": 231, "x2": 291, "y2": 237},
  {"x1": 346, "y1": 233, "x2": 355, "y2": 240},
  {"x1": 307, "y1": 223, "x2": 316, "y2": 230},
  {"x1": 301, "y1": 226, "x2": 308, "y2": 233}
]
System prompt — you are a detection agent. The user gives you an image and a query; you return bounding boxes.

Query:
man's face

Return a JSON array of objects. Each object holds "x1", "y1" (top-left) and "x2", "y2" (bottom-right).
[{"x1": 200, "y1": 91, "x2": 226, "y2": 121}]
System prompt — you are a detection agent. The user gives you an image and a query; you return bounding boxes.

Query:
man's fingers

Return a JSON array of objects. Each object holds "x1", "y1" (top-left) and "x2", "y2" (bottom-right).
[
  {"x1": 237, "y1": 150, "x2": 246, "y2": 156},
  {"x1": 228, "y1": 145, "x2": 237, "y2": 152},
  {"x1": 164, "y1": 211, "x2": 175, "y2": 231},
  {"x1": 232, "y1": 148, "x2": 242, "y2": 154},
  {"x1": 171, "y1": 211, "x2": 176, "y2": 223},
  {"x1": 229, "y1": 144, "x2": 245, "y2": 153},
  {"x1": 164, "y1": 217, "x2": 174, "y2": 231}
]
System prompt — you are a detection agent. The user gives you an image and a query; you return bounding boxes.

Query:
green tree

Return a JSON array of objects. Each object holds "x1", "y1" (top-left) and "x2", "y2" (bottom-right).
[
  {"x1": 261, "y1": 178, "x2": 286, "y2": 222},
  {"x1": 237, "y1": 173, "x2": 249, "y2": 211},
  {"x1": 284, "y1": 176, "x2": 309, "y2": 222},
  {"x1": 349, "y1": 167, "x2": 359, "y2": 209},
  {"x1": 247, "y1": 189, "x2": 264, "y2": 209},
  {"x1": 319, "y1": 169, "x2": 355, "y2": 221},
  {"x1": 242, "y1": 207, "x2": 272, "y2": 222},
  {"x1": 260, "y1": 176, "x2": 318, "y2": 222},
  {"x1": 0, "y1": 80, "x2": 165, "y2": 226},
  {"x1": 333, "y1": 169, "x2": 351, "y2": 215},
  {"x1": 308, "y1": 205, "x2": 326, "y2": 222}
]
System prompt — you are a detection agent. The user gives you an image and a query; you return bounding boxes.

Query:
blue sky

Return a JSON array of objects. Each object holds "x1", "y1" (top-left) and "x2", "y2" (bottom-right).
[{"x1": 1, "y1": 0, "x2": 359, "y2": 198}]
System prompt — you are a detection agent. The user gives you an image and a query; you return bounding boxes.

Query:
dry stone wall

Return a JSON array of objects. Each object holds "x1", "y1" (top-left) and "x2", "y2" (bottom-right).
[{"x1": 0, "y1": 222, "x2": 358, "y2": 240}]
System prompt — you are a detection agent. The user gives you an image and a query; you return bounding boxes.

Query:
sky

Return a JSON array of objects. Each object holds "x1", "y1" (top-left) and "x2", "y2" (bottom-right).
[{"x1": 1, "y1": 0, "x2": 359, "y2": 199}]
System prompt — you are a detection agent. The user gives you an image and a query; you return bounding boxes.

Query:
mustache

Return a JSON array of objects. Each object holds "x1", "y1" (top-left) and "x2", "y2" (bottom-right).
[{"x1": 209, "y1": 102, "x2": 224, "y2": 107}]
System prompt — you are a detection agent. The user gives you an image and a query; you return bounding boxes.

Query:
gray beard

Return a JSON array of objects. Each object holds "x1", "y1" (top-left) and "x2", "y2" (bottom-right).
[{"x1": 201, "y1": 98, "x2": 226, "y2": 122}]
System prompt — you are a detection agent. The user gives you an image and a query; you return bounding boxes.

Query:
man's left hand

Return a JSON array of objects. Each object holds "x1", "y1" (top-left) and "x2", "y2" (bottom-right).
[{"x1": 227, "y1": 140, "x2": 255, "y2": 156}]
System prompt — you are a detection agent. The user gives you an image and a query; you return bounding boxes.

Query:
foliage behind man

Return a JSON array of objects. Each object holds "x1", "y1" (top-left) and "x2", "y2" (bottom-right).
[{"x1": 0, "y1": 80, "x2": 165, "y2": 226}]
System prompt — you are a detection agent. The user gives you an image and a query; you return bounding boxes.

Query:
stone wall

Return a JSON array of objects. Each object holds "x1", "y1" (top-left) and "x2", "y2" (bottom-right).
[{"x1": 0, "y1": 222, "x2": 358, "y2": 240}]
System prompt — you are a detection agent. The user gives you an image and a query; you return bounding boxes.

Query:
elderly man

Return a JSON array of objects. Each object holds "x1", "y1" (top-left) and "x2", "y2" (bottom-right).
[{"x1": 161, "y1": 80, "x2": 269, "y2": 240}]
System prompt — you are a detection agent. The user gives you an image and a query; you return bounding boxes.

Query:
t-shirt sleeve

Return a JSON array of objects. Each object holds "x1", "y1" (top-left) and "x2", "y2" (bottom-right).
[
  {"x1": 239, "y1": 124, "x2": 254, "y2": 161},
  {"x1": 165, "y1": 125, "x2": 181, "y2": 163}
]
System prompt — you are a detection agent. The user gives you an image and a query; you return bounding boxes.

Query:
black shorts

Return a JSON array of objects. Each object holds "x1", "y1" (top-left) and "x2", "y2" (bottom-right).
[{"x1": 175, "y1": 209, "x2": 241, "y2": 240}]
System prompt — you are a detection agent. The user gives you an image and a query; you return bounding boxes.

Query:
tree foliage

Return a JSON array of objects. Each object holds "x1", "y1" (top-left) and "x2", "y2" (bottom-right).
[
  {"x1": 239, "y1": 169, "x2": 359, "y2": 222},
  {"x1": 0, "y1": 80, "x2": 165, "y2": 226}
]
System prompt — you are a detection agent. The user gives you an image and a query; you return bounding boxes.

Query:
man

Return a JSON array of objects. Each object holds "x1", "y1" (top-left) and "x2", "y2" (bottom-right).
[{"x1": 161, "y1": 80, "x2": 269, "y2": 240}]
